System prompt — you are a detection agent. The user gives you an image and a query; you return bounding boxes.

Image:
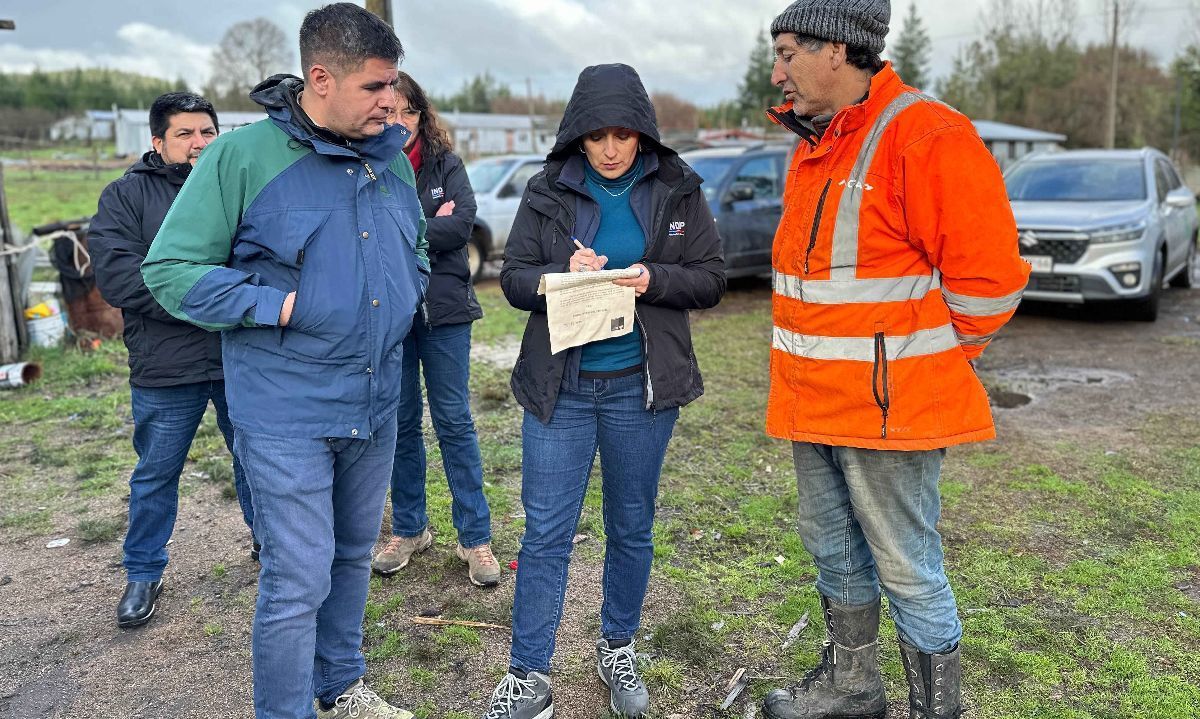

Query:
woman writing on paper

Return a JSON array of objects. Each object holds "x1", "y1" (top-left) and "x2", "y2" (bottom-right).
[{"x1": 488, "y1": 63, "x2": 725, "y2": 719}]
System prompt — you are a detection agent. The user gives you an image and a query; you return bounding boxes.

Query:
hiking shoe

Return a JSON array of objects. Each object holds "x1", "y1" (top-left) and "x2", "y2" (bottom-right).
[
  {"x1": 456, "y1": 542, "x2": 501, "y2": 587},
  {"x1": 315, "y1": 679, "x2": 413, "y2": 718},
  {"x1": 483, "y1": 671, "x2": 553, "y2": 719},
  {"x1": 371, "y1": 529, "x2": 433, "y2": 575},
  {"x1": 596, "y1": 639, "x2": 649, "y2": 717}
]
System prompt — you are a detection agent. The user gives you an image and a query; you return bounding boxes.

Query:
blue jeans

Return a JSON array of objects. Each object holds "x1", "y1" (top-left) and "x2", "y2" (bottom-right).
[
  {"x1": 510, "y1": 373, "x2": 678, "y2": 673},
  {"x1": 123, "y1": 380, "x2": 254, "y2": 582},
  {"x1": 791, "y1": 442, "x2": 961, "y2": 653},
  {"x1": 390, "y1": 321, "x2": 490, "y2": 546},
  {"x1": 235, "y1": 415, "x2": 397, "y2": 719}
]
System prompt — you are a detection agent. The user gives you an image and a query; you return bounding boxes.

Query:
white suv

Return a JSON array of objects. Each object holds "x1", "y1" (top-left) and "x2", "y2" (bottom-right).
[{"x1": 464, "y1": 154, "x2": 544, "y2": 281}]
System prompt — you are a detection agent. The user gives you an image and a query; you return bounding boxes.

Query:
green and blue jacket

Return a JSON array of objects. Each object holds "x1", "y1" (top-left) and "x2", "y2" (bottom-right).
[{"x1": 143, "y1": 75, "x2": 429, "y2": 439}]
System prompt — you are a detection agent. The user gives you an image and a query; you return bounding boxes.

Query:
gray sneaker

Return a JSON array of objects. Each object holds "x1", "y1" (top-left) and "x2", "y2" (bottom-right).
[
  {"x1": 314, "y1": 679, "x2": 414, "y2": 718},
  {"x1": 483, "y1": 671, "x2": 553, "y2": 719},
  {"x1": 371, "y1": 529, "x2": 433, "y2": 575},
  {"x1": 596, "y1": 639, "x2": 649, "y2": 717}
]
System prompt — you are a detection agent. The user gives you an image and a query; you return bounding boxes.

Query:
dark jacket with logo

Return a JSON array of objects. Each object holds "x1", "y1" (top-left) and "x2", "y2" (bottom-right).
[
  {"x1": 418, "y1": 149, "x2": 483, "y2": 325},
  {"x1": 89, "y1": 152, "x2": 224, "y2": 387},
  {"x1": 501, "y1": 63, "x2": 726, "y2": 423}
]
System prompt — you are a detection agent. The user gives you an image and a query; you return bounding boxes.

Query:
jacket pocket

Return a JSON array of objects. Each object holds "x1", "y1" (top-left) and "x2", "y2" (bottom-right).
[
  {"x1": 804, "y1": 178, "x2": 832, "y2": 275},
  {"x1": 871, "y1": 326, "x2": 890, "y2": 439}
]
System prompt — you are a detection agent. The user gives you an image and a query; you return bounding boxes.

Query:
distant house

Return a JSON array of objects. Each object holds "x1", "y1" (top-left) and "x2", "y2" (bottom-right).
[
  {"x1": 49, "y1": 110, "x2": 115, "y2": 143},
  {"x1": 440, "y1": 111, "x2": 558, "y2": 158},
  {"x1": 114, "y1": 108, "x2": 265, "y2": 157},
  {"x1": 972, "y1": 120, "x2": 1066, "y2": 169}
]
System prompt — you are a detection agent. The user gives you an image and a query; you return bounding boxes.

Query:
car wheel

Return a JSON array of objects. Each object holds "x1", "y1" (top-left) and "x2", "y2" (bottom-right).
[
  {"x1": 1168, "y1": 234, "x2": 1197, "y2": 289},
  {"x1": 1129, "y1": 249, "x2": 1164, "y2": 322},
  {"x1": 467, "y1": 236, "x2": 484, "y2": 283}
]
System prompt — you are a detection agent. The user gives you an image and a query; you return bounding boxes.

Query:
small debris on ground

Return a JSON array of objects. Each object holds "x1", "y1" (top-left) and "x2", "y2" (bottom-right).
[
  {"x1": 46, "y1": 538, "x2": 70, "y2": 548},
  {"x1": 781, "y1": 612, "x2": 810, "y2": 650}
]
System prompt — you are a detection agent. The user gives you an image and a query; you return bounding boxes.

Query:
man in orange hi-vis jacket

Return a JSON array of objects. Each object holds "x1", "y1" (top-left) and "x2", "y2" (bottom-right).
[{"x1": 758, "y1": 2, "x2": 1030, "y2": 719}]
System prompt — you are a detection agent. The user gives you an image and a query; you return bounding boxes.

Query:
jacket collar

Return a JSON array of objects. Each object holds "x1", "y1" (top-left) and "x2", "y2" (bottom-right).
[
  {"x1": 767, "y1": 62, "x2": 904, "y2": 146},
  {"x1": 249, "y1": 73, "x2": 409, "y2": 163}
]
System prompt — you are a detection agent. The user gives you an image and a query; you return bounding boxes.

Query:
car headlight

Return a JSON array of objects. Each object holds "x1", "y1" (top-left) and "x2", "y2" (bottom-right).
[{"x1": 1089, "y1": 222, "x2": 1146, "y2": 244}]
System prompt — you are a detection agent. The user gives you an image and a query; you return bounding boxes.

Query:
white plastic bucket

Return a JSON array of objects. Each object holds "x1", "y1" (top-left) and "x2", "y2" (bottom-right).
[
  {"x1": 0, "y1": 362, "x2": 42, "y2": 387},
  {"x1": 27, "y1": 315, "x2": 65, "y2": 348}
]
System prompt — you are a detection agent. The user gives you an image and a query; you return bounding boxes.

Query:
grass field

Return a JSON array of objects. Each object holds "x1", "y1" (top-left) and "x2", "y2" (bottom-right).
[{"x1": 2, "y1": 281, "x2": 1198, "y2": 718}]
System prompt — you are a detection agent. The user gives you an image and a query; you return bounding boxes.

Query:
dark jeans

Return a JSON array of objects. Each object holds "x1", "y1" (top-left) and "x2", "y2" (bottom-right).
[
  {"x1": 235, "y1": 415, "x2": 397, "y2": 719},
  {"x1": 123, "y1": 380, "x2": 254, "y2": 582},
  {"x1": 510, "y1": 373, "x2": 678, "y2": 673},
  {"x1": 390, "y1": 321, "x2": 491, "y2": 547}
]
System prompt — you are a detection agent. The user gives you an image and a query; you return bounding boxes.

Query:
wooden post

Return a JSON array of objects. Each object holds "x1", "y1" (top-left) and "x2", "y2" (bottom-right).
[
  {"x1": 364, "y1": 0, "x2": 393, "y2": 27},
  {"x1": 0, "y1": 164, "x2": 22, "y2": 363}
]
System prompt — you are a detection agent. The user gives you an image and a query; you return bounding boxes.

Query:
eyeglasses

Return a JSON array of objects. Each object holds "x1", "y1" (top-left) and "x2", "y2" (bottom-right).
[{"x1": 396, "y1": 108, "x2": 421, "y2": 120}]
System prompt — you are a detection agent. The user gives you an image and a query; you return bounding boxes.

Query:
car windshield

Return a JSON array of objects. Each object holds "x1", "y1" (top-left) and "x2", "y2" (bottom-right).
[
  {"x1": 1006, "y1": 159, "x2": 1146, "y2": 201},
  {"x1": 467, "y1": 158, "x2": 519, "y2": 194},
  {"x1": 687, "y1": 156, "x2": 738, "y2": 201}
]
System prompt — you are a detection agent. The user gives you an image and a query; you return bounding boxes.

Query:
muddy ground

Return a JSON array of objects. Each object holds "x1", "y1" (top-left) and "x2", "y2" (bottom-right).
[{"x1": 2, "y1": 273, "x2": 1198, "y2": 719}]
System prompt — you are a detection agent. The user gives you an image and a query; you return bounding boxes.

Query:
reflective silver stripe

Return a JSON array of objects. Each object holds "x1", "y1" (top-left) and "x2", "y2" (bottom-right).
[
  {"x1": 955, "y1": 330, "x2": 994, "y2": 347},
  {"x1": 772, "y1": 324, "x2": 959, "y2": 362},
  {"x1": 829, "y1": 92, "x2": 925, "y2": 280},
  {"x1": 941, "y1": 286, "x2": 1025, "y2": 317},
  {"x1": 774, "y1": 270, "x2": 941, "y2": 304}
]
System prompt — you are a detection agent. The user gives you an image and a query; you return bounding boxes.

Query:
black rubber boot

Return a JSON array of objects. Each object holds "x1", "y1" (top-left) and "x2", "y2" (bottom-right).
[
  {"x1": 899, "y1": 640, "x2": 962, "y2": 719},
  {"x1": 762, "y1": 596, "x2": 887, "y2": 719}
]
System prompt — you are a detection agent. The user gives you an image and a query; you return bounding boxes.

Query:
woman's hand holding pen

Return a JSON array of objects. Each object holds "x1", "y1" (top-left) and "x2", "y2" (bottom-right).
[{"x1": 570, "y1": 238, "x2": 607, "y2": 272}]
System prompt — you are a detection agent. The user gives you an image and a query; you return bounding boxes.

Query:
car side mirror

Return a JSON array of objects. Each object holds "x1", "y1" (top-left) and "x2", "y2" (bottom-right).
[
  {"x1": 1166, "y1": 192, "x2": 1195, "y2": 209},
  {"x1": 722, "y1": 181, "x2": 755, "y2": 205}
]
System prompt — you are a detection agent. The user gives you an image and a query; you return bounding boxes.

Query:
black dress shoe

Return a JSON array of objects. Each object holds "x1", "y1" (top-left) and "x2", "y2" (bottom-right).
[
  {"x1": 116, "y1": 579, "x2": 164, "y2": 628},
  {"x1": 250, "y1": 541, "x2": 261, "y2": 563}
]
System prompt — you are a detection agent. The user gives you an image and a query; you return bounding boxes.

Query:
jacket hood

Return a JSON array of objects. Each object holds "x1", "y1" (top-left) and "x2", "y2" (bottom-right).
[
  {"x1": 128, "y1": 150, "x2": 191, "y2": 186},
  {"x1": 548, "y1": 64, "x2": 668, "y2": 160},
  {"x1": 248, "y1": 73, "x2": 409, "y2": 160}
]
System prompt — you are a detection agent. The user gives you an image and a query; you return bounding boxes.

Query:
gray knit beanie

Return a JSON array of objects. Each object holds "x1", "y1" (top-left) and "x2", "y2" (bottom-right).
[{"x1": 770, "y1": 0, "x2": 890, "y2": 54}]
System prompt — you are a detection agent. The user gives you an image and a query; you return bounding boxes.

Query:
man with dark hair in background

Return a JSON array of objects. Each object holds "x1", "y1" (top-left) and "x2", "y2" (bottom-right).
[
  {"x1": 143, "y1": 4, "x2": 426, "y2": 718},
  {"x1": 89, "y1": 92, "x2": 256, "y2": 630}
]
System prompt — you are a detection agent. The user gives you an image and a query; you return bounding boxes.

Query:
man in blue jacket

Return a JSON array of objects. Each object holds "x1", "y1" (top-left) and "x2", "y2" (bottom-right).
[
  {"x1": 89, "y1": 92, "x2": 256, "y2": 630},
  {"x1": 143, "y1": 4, "x2": 427, "y2": 717}
]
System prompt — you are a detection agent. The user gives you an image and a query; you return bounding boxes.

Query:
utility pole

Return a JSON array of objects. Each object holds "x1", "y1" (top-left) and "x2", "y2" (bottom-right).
[
  {"x1": 0, "y1": 18, "x2": 20, "y2": 363},
  {"x1": 525, "y1": 77, "x2": 537, "y2": 153},
  {"x1": 364, "y1": 0, "x2": 393, "y2": 27},
  {"x1": 1104, "y1": 0, "x2": 1119, "y2": 149}
]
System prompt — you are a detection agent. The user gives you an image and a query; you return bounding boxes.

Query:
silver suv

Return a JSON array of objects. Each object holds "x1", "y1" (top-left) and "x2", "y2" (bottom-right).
[
  {"x1": 1005, "y1": 148, "x2": 1198, "y2": 321},
  {"x1": 464, "y1": 154, "x2": 544, "y2": 281}
]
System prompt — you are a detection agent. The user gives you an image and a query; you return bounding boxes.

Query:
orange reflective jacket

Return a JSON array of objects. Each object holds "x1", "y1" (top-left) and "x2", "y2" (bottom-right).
[{"x1": 766, "y1": 64, "x2": 1030, "y2": 450}]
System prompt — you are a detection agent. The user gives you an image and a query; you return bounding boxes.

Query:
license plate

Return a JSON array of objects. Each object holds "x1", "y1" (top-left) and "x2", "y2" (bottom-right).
[{"x1": 1026, "y1": 255, "x2": 1053, "y2": 274}]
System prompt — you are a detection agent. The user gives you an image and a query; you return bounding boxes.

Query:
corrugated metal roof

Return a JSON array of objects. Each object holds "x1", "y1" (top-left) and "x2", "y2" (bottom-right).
[{"x1": 972, "y1": 120, "x2": 1066, "y2": 142}]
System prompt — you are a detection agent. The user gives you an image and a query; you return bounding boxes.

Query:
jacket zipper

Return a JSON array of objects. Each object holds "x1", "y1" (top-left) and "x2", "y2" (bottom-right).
[
  {"x1": 872, "y1": 332, "x2": 890, "y2": 439},
  {"x1": 804, "y1": 179, "x2": 832, "y2": 275}
]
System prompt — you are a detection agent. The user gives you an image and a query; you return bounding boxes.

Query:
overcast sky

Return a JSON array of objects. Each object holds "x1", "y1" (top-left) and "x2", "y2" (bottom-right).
[{"x1": 0, "y1": 0, "x2": 1195, "y2": 107}]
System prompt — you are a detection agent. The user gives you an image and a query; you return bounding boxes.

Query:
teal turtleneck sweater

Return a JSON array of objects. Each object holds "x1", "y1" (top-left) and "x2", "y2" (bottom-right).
[{"x1": 581, "y1": 155, "x2": 645, "y2": 373}]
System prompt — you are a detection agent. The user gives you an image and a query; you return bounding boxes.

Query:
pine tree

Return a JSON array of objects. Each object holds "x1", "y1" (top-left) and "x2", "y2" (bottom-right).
[
  {"x1": 892, "y1": 3, "x2": 931, "y2": 90},
  {"x1": 737, "y1": 31, "x2": 780, "y2": 117}
]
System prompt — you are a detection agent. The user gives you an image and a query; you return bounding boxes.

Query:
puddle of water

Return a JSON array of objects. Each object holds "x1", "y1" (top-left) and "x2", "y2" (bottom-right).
[{"x1": 984, "y1": 367, "x2": 1133, "y2": 409}]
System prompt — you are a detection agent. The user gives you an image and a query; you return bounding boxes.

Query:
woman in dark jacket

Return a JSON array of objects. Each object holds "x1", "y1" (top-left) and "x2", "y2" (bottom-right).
[
  {"x1": 370, "y1": 72, "x2": 500, "y2": 588},
  {"x1": 484, "y1": 64, "x2": 725, "y2": 719}
]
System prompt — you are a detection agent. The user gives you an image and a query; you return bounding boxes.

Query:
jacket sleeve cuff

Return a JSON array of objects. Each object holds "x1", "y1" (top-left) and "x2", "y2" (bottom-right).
[{"x1": 253, "y1": 286, "x2": 288, "y2": 327}]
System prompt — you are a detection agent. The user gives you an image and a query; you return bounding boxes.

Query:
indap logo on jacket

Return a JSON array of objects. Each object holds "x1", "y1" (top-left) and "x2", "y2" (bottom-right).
[
  {"x1": 668, "y1": 221, "x2": 686, "y2": 237},
  {"x1": 431, "y1": 186, "x2": 445, "y2": 200}
]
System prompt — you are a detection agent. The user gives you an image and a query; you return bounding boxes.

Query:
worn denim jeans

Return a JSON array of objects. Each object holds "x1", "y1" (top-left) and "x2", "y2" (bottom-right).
[
  {"x1": 791, "y1": 442, "x2": 961, "y2": 653},
  {"x1": 234, "y1": 416, "x2": 397, "y2": 719},
  {"x1": 123, "y1": 380, "x2": 254, "y2": 582},
  {"x1": 390, "y1": 321, "x2": 491, "y2": 547},
  {"x1": 510, "y1": 373, "x2": 678, "y2": 673}
]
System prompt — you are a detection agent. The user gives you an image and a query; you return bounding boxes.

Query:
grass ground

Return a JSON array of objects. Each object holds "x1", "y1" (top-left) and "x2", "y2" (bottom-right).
[{"x1": 2, "y1": 280, "x2": 1198, "y2": 718}]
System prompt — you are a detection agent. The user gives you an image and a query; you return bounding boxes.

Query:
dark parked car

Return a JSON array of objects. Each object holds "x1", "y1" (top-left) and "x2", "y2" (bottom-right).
[
  {"x1": 1005, "y1": 148, "x2": 1199, "y2": 321},
  {"x1": 681, "y1": 145, "x2": 792, "y2": 277}
]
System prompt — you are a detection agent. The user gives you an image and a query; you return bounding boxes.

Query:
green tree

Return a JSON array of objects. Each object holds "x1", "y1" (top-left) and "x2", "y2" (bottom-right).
[
  {"x1": 891, "y1": 2, "x2": 931, "y2": 89},
  {"x1": 737, "y1": 31, "x2": 778, "y2": 117}
]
